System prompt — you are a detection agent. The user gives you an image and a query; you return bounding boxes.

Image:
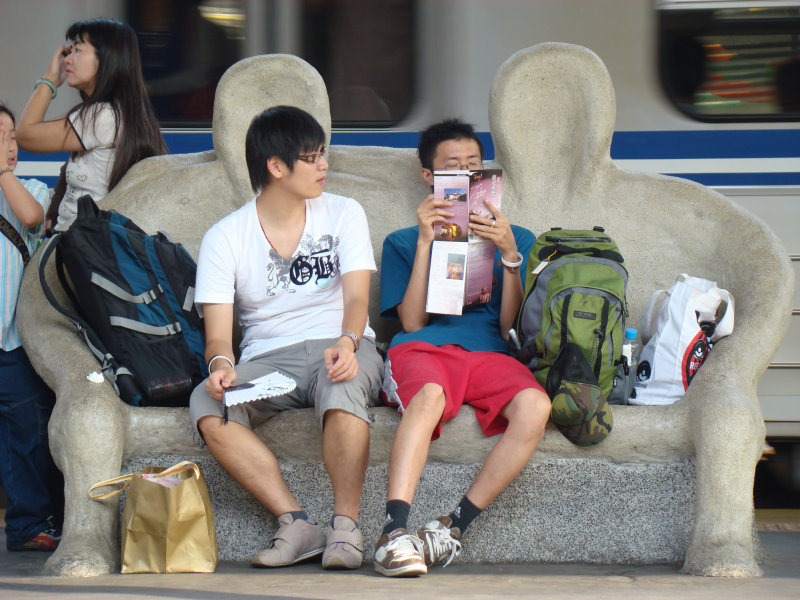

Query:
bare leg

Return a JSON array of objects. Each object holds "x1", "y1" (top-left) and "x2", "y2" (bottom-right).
[
  {"x1": 464, "y1": 388, "x2": 550, "y2": 508},
  {"x1": 322, "y1": 409, "x2": 370, "y2": 520},
  {"x1": 386, "y1": 383, "x2": 446, "y2": 502},
  {"x1": 198, "y1": 416, "x2": 300, "y2": 516}
]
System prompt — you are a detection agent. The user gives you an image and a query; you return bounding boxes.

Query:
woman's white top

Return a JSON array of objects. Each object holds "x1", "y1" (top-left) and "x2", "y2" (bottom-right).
[{"x1": 56, "y1": 103, "x2": 118, "y2": 230}]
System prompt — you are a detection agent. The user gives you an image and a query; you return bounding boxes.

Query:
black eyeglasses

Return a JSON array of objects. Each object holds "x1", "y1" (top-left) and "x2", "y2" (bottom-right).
[
  {"x1": 297, "y1": 146, "x2": 328, "y2": 165},
  {"x1": 442, "y1": 160, "x2": 483, "y2": 171}
]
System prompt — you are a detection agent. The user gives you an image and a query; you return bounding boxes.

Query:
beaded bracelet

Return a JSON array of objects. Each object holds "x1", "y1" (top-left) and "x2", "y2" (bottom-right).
[
  {"x1": 0, "y1": 167, "x2": 13, "y2": 177},
  {"x1": 34, "y1": 77, "x2": 57, "y2": 99}
]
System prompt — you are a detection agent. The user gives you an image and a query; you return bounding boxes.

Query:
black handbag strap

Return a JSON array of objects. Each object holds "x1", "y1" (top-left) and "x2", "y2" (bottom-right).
[{"x1": 0, "y1": 213, "x2": 30, "y2": 265}]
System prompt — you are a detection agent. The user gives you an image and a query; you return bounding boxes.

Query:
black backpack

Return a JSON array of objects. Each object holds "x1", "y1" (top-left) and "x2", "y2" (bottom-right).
[{"x1": 39, "y1": 196, "x2": 207, "y2": 407}]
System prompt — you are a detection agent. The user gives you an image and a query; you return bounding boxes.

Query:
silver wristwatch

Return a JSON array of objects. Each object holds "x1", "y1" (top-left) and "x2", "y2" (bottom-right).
[{"x1": 341, "y1": 330, "x2": 360, "y2": 352}]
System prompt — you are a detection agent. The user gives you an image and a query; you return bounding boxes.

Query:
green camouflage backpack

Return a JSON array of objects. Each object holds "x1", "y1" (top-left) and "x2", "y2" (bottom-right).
[{"x1": 514, "y1": 227, "x2": 628, "y2": 406}]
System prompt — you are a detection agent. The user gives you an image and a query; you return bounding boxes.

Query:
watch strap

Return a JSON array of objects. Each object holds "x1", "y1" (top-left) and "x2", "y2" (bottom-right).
[{"x1": 341, "y1": 330, "x2": 360, "y2": 352}]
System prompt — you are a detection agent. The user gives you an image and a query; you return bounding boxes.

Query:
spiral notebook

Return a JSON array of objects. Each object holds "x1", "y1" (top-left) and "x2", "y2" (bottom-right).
[{"x1": 223, "y1": 372, "x2": 297, "y2": 407}]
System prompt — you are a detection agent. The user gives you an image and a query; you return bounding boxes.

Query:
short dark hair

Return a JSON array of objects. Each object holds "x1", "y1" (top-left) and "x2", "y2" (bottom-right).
[
  {"x1": 417, "y1": 118, "x2": 484, "y2": 170},
  {"x1": 0, "y1": 102, "x2": 15, "y2": 125},
  {"x1": 245, "y1": 106, "x2": 326, "y2": 192}
]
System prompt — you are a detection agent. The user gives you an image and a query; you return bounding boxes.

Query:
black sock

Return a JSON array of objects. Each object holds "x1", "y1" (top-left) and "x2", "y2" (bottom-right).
[
  {"x1": 449, "y1": 496, "x2": 482, "y2": 533},
  {"x1": 289, "y1": 510, "x2": 310, "y2": 522},
  {"x1": 382, "y1": 499, "x2": 411, "y2": 535}
]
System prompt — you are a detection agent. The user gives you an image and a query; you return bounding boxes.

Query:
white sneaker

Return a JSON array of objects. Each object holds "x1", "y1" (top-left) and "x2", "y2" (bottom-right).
[
  {"x1": 417, "y1": 516, "x2": 462, "y2": 567},
  {"x1": 373, "y1": 528, "x2": 427, "y2": 577}
]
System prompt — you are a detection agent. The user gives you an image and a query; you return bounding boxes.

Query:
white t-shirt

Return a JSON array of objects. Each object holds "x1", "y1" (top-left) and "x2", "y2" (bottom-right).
[
  {"x1": 196, "y1": 193, "x2": 377, "y2": 362},
  {"x1": 56, "y1": 103, "x2": 118, "y2": 230}
]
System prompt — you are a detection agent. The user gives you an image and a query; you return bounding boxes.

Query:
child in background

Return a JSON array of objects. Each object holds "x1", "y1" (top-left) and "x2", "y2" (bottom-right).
[{"x1": 0, "y1": 103, "x2": 63, "y2": 551}]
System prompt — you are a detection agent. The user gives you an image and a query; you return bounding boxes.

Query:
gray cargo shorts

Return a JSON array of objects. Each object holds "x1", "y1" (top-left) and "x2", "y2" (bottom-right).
[{"x1": 190, "y1": 337, "x2": 383, "y2": 432}]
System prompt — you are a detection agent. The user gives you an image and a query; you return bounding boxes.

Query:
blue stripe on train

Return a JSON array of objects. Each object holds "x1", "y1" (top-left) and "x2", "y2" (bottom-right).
[
  {"x1": 611, "y1": 130, "x2": 800, "y2": 160},
  {"x1": 329, "y1": 129, "x2": 800, "y2": 161},
  {"x1": 665, "y1": 172, "x2": 800, "y2": 186},
  {"x1": 20, "y1": 129, "x2": 800, "y2": 160},
  {"x1": 19, "y1": 128, "x2": 800, "y2": 188},
  {"x1": 334, "y1": 129, "x2": 800, "y2": 161},
  {"x1": 28, "y1": 171, "x2": 800, "y2": 190}
]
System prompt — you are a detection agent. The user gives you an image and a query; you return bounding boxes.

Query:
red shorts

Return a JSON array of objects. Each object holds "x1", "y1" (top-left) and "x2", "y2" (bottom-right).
[{"x1": 383, "y1": 342, "x2": 544, "y2": 440}]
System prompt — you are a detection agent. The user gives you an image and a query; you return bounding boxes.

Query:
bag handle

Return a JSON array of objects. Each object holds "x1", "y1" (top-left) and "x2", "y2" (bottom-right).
[
  {"x1": 703, "y1": 286, "x2": 735, "y2": 341},
  {"x1": 538, "y1": 242, "x2": 623, "y2": 264},
  {"x1": 88, "y1": 461, "x2": 201, "y2": 501},
  {"x1": 153, "y1": 460, "x2": 202, "y2": 480},
  {"x1": 88, "y1": 473, "x2": 136, "y2": 501}
]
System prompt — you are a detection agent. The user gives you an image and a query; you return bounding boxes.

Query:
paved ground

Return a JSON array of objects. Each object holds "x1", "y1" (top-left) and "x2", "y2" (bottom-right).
[{"x1": 1, "y1": 529, "x2": 798, "y2": 600}]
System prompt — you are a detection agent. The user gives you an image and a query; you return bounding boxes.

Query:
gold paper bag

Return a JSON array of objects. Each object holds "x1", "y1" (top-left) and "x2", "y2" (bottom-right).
[{"x1": 89, "y1": 461, "x2": 218, "y2": 573}]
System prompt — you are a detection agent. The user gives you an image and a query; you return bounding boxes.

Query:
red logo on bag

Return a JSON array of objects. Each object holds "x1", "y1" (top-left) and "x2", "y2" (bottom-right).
[{"x1": 682, "y1": 331, "x2": 709, "y2": 390}]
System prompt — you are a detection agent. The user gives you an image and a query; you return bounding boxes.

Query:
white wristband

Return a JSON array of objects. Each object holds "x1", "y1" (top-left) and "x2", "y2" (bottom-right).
[
  {"x1": 501, "y1": 252, "x2": 524, "y2": 270},
  {"x1": 208, "y1": 354, "x2": 234, "y2": 372}
]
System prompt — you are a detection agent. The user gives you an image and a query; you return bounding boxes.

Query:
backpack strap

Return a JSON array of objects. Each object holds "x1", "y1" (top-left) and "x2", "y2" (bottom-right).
[
  {"x1": 109, "y1": 316, "x2": 182, "y2": 336},
  {"x1": 38, "y1": 235, "x2": 83, "y2": 325},
  {"x1": 38, "y1": 234, "x2": 143, "y2": 405},
  {"x1": 0, "y1": 213, "x2": 30, "y2": 266},
  {"x1": 90, "y1": 272, "x2": 163, "y2": 304}
]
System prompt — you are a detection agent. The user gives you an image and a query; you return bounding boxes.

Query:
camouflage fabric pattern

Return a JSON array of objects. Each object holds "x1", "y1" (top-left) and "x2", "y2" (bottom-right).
[
  {"x1": 545, "y1": 341, "x2": 613, "y2": 446},
  {"x1": 551, "y1": 380, "x2": 613, "y2": 446}
]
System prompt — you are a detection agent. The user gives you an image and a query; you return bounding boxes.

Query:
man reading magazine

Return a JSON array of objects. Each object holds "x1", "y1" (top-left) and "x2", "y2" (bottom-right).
[{"x1": 375, "y1": 119, "x2": 551, "y2": 576}]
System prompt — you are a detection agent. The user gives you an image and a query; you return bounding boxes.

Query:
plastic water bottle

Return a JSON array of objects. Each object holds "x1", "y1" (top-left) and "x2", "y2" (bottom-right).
[{"x1": 622, "y1": 327, "x2": 640, "y2": 371}]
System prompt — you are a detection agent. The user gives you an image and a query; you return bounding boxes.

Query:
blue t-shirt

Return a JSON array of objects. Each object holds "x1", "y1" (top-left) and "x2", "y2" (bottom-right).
[{"x1": 380, "y1": 225, "x2": 535, "y2": 352}]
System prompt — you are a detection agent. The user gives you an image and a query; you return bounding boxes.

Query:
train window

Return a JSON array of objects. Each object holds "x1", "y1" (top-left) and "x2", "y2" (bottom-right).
[
  {"x1": 657, "y1": 1, "x2": 800, "y2": 121},
  {"x1": 127, "y1": 0, "x2": 415, "y2": 128}
]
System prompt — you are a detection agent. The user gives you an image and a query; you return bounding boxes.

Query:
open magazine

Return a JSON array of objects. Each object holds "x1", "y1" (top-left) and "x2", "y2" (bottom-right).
[{"x1": 425, "y1": 169, "x2": 502, "y2": 315}]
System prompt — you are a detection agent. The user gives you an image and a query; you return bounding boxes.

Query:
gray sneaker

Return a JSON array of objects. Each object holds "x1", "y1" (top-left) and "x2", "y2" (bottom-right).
[
  {"x1": 322, "y1": 515, "x2": 364, "y2": 570},
  {"x1": 417, "y1": 516, "x2": 462, "y2": 567},
  {"x1": 251, "y1": 513, "x2": 326, "y2": 568},
  {"x1": 373, "y1": 528, "x2": 427, "y2": 577}
]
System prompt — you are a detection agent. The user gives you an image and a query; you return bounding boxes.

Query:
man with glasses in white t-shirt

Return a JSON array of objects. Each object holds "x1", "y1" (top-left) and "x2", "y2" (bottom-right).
[{"x1": 190, "y1": 106, "x2": 383, "y2": 571}]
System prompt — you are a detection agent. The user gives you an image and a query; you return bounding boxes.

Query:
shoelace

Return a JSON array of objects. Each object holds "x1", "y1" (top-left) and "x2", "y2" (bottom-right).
[
  {"x1": 385, "y1": 533, "x2": 425, "y2": 561},
  {"x1": 42, "y1": 518, "x2": 62, "y2": 540},
  {"x1": 422, "y1": 526, "x2": 462, "y2": 567}
]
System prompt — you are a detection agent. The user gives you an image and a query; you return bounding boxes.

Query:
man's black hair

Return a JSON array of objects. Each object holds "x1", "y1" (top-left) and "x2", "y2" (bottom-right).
[
  {"x1": 245, "y1": 105, "x2": 326, "y2": 192},
  {"x1": 0, "y1": 102, "x2": 15, "y2": 125},
  {"x1": 417, "y1": 118, "x2": 484, "y2": 170}
]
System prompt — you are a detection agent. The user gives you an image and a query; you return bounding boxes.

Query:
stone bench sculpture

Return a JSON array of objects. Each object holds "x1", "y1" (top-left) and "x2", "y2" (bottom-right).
[{"x1": 18, "y1": 42, "x2": 793, "y2": 578}]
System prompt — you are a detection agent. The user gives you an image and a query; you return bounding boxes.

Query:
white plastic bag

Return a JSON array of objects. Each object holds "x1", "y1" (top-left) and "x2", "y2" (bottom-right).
[{"x1": 631, "y1": 274, "x2": 734, "y2": 405}]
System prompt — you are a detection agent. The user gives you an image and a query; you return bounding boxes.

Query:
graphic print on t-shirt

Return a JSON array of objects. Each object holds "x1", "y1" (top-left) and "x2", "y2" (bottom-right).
[{"x1": 265, "y1": 233, "x2": 339, "y2": 296}]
